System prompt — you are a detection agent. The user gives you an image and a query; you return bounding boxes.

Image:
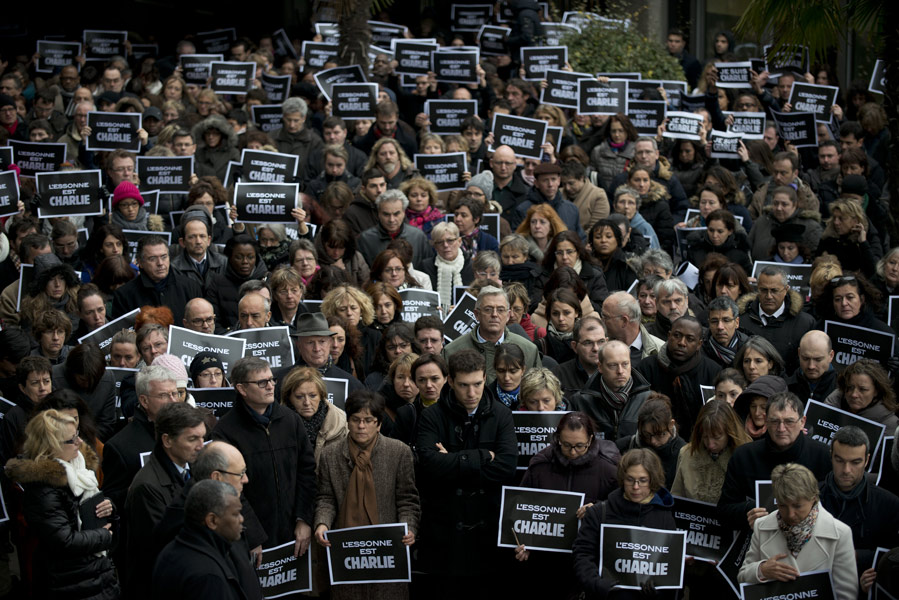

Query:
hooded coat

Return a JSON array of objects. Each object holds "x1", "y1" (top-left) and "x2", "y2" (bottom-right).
[
  {"x1": 5, "y1": 446, "x2": 119, "y2": 600},
  {"x1": 748, "y1": 207, "x2": 823, "y2": 260},
  {"x1": 685, "y1": 227, "x2": 753, "y2": 275},
  {"x1": 737, "y1": 289, "x2": 816, "y2": 375},
  {"x1": 590, "y1": 140, "x2": 635, "y2": 193},
  {"x1": 192, "y1": 115, "x2": 240, "y2": 183}
]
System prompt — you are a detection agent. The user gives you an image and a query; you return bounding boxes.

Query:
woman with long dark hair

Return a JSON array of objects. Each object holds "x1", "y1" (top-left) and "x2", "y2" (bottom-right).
[
  {"x1": 536, "y1": 231, "x2": 608, "y2": 309},
  {"x1": 80, "y1": 223, "x2": 135, "y2": 283},
  {"x1": 314, "y1": 219, "x2": 371, "y2": 287},
  {"x1": 587, "y1": 219, "x2": 637, "y2": 292}
]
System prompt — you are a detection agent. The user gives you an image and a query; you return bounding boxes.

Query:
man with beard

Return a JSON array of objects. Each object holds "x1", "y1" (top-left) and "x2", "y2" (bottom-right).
[
  {"x1": 702, "y1": 296, "x2": 747, "y2": 368},
  {"x1": 556, "y1": 316, "x2": 607, "y2": 400},
  {"x1": 635, "y1": 316, "x2": 719, "y2": 440},
  {"x1": 354, "y1": 100, "x2": 418, "y2": 159},
  {"x1": 646, "y1": 278, "x2": 693, "y2": 339}
]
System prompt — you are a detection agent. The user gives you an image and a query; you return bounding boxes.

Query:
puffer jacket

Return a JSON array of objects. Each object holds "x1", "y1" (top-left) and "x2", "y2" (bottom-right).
[
  {"x1": 5, "y1": 446, "x2": 119, "y2": 600},
  {"x1": 685, "y1": 228, "x2": 753, "y2": 274},
  {"x1": 205, "y1": 258, "x2": 269, "y2": 330},
  {"x1": 521, "y1": 437, "x2": 620, "y2": 504},
  {"x1": 590, "y1": 140, "x2": 635, "y2": 192},
  {"x1": 192, "y1": 115, "x2": 240, "y2": 183}
]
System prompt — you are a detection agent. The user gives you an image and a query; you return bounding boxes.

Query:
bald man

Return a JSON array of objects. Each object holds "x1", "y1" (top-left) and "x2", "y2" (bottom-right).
[
  {"x1": 183, "y1": 298, "x2": 217, "y2": 334},
  {"x1": 786, "y1": 330, "x2": 837, "y2": 402},
  {"x1": 237, "y1": 293, "x2": 271, "y2": 331},
  {"x1": 489, "y1": 145, "x2": 529, "y2": 222}
]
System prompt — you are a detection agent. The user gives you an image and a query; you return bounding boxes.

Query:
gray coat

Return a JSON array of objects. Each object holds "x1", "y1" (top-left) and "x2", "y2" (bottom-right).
[
  {"x1": 357, "y1": 223, "x2": 433, "y2": 269},
  {"x1": 169, "y1": 247, "x2": 228, "y2": 288}
]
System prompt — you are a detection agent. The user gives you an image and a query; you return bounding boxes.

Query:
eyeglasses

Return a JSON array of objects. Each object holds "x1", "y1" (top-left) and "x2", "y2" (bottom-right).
[
  {"x1": 830, "y1": 275, "x2": 857, "y2": 286},
  {"x1": 295, "y1": 257, "x2": 316, "y2": 264},
  {"x1": 349, "y1": 416, "x2": 378, "y2": 426},
  {"x1": 624, "y1": 477, "x2": 650, "y2": 487},
  {"x1": 189, "y1": 316, "x2": 216, "y2": 326},
  {"x1": 559, "y1": 442, "x2": 590, "y2": 452},
  {"x1": 555, "y1": 248, "x2": 577, "y2": 257},
  {"x1": 242, "y1": 377, "x2": 275, "y2": 389},
  {"x1": 601, "y1": 313, "x2": 624, "y2": 322},
  {"x1": 63, "y1": 430, "x2": 81, "y2": 445},
  {"x1": 150, "y1": 391, "x2": 180, "y2": 401},
  {"x1": 578, "y1": 339, "x2": 606, "y2": 348},
  {"x1": 478, "y1": 306, "x2": 509, "y2": 315},
  {"x1": 219, "y1": 468, "x2": 248, "y2": 478},
  {"x1": 383, "y1": 267, "x2": 405, "y2": 274},
  {"x1": 386, "y1": 342, "x2": 411, "y2": 352},
  {"x1": 767, "y1": 418, "x2": 800, "y2": 428},
  {"x1": 758, "y1": 286, "x2": 786, "y2": 297}
]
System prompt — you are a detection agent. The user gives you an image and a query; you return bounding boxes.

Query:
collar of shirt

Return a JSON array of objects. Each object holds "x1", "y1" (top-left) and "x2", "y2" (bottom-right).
[
  {"x1": 631, "y1": 331, "x2": 644, "y2": 351},
  {"x1": 759, "y1": 301, "x2": 786, "y2": 324},
  {"x1": 189, "y1": 253, "x2": 208, "y2": 266},
  {"x1": 476, "y1": 327, "x2": 505, "y2": 345}
]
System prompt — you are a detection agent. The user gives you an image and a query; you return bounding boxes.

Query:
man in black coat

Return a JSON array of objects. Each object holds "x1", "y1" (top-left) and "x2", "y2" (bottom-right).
[
  {"x1": 819, "y1": 426, "x2": 899, "y2": 591},
  {"x1": 557, "y1": 316, "x2": 606, "y2": 401},
  {"x1": 786, "y1": 330, "x2": 838, "y2": 403},
  {"x1": 636, "y1": 316, "x2": 719, "y2": 440},
  {"x1": 718, "y1": 391, "x2": 831, "y2": 530},
  {"x1": 125, "y1": 402, "x2": 207, "y2": 600},
  {"x1": 489, "y1": 145, "x2": 531, "y2": 224},
  {"x1": 153, "y1": 480, "x2": 263, "y2": 600},
  {"x1": 415, "y1": 349, "x2": 517, "y2": 599},
  {"x1": 513, "y1": 162, "x2": 585, "y2": 237},
  {"x1": 353, "y1": 100, "x2": 418, "y2": 159},
  {"x1": 702, "y1": 296, "x2": 748, "y2": 368},
  {"x1": 212, "y1": 357, "x2": 316, "y2": 566},
  {"x1": 111, "y1": 234, "x2": 203, "y2": 325},
  {"x1": 343, "y1": 170, "x2": 387, "y2": 236}
]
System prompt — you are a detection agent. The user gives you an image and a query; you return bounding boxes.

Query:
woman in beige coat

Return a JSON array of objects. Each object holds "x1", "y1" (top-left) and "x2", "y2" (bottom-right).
[
  {"x1": 281, "y1": 366, "x2": 347, "y2": 467},
  {"x1": 314, "y1": 390, "x2": 421, "y2": 600},
  {"x1": 738, "y1": 463, "x2": 857, "y2": 599}
]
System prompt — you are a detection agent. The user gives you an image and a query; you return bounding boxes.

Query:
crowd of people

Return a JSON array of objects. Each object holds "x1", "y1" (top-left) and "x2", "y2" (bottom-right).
[{"x1": 0, "y1": 7, "x2": 898, "y2": 600}]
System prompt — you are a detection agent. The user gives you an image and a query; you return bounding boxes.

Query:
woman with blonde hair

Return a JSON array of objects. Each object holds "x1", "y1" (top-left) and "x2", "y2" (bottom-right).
[
  {"x1": 400, "y1": 176, "x2": 444, "y2": 238},
  {"x1": 515, "y1": 203, "x2": 567, "y2": 262},
  {"x1": 281, "y1": 366, "x2": 347, "y2": 465},
  {"x1": 816, "y1": 199, "x2": 881, "y2": 276},
  {"x1": 321, "y1": 284, "x2": 379, "y2": 369},
  {"x1": 364, "y1": 138, "x2": 418, "y2": 188},
  {"x1": 519, "y1": 367, "x2": 567, "y2": 411}
]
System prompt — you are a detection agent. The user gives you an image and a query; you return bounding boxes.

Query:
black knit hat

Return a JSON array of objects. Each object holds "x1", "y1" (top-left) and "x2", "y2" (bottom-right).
[
  {"x1": 189, "y1": 351, "x2": 227, "y2": 385},
  {"x1": 29, "y1": 253, "x2": 79, "y2": 297}
]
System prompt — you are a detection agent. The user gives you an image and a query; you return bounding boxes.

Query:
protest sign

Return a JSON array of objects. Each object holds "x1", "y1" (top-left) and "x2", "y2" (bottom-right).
[
  {"x1": 256, "y1": 539, "x2": 313, "y2": 597},
  {"x1": 755, "y1": 480, "x2": 776, "y2": 512},
  {"x1": 227, "y1": 326, "x2": 294, "y2": 370},
  {"x1": 671, "y1": 495, "x2": 735, "y2": 563},
  {"x1": 541, "y1": 23, "x2": 577, "y2": 47},
  {"x1": 368, "y1": 21, "x2": 407, "y2": 47},
  {"x1": 714, "y1": 62, "x2": 753, "y2": 88},
  {"x1": 478, "y1": 25, "x2": 510, "y2": 56},
  {"x1": 442, "y1": 292, "x2": 478, "y2": 341},
  {"x1": 804, "y1": 399, "x2": 886, "y2": 460},
  {"x1": 0, "y1": 478, "x2": 8, "y2": 523},
  {"x1": 717, "y1": 529, "x2": 753, "y2": 597},
  {"x1": 273, "y1": 28, "x2": 300, "y2": 59},
  {"x1": 190, "y1": 387, "x2": 236, "y2": 418},
  {"x1": 0, "y1": 397, "x2": 16, "y2": 422},
  {"x1": 626, "y1": 79, "x2": 663, "y2": 100},
  {"x1": 139, "y1": 190, "x2": 159, "y2": 215},
  {"x1": 234, "y1": 182, "x2": 298, "y2": 224},
  {"x1": 398, "y1": 289, "x2": 441, "y2": 324},
  {"x1": 313, "y1": 65, "x2": 367, "y2": 102},
  {"x1": 16, "y1": 264, "x2": 33, "y2": 312},
  {"x1": 0, "y1": 171, "x2": 20, "y2": 218},
  {"x1": 302, "y1": 41, "x2": 339, "y2": 69},
  {"x1": 788, "y1": 82, "x2": 840, "y2": 123},
  {"x1": 331, "y1": 83, "x2": 378, "y2": 120},
  {"x1": 626, "y1": 100, "x2": 667, "y2": 136},
  {"x1": 869, "y1": 60, "x2": 886, "y2": 95},
  {"x1": 513, "y1": 411, "x2": 567, "y2": 470},
  {"x1": 107, "y1": 367, "x2": 137, "y2": 424},
  {"x1": 675, "y1": 227, "x2": 705, "y2": 261},
  {"x1": 597, "y1": 72, "x2": 641, "y2": 80},
  {"x1": 770, "y1": 111, "x2": 818, "y2": 148},
  {"x1": 36, "y1": 41, "x2": 81, "y2": 73},
  {"x1": 241, "y1": 148, "x2": 298, "y2": 183},
  {"x1": 540, "y1": 69, "x2": 592, "y2": 109},
  {"x1": 751, "y1": 261, "x2": 811, "y2": 298},
  {"x1": 78, "y1": 308, "x2": 139, "y2": 362},
  {"x1": 314, "y1": 23, "x2": 339, "y2": 45},
  {"x1": 326, "y1": 523, "x2": 410, "y2": 585},
  {"x1": 663, "y1": 112, "x2": 705, "y2": 141},
  {"x1": 740, "y1": 570, "x2": 834, "y2": 600},
  {"x1": 451, "y1": 4, "x2": 493, "y2": 31},
  {"x1": 432, "y1": 49, "x2": 479, "y2": 85},
  {"x1": 577, "y1": 79, "x2": 627, "y2": 115},
  {"x1": 889, "y1": 296, "x2": 899, "y2": 336},
  {"x1": 414, "y1": 153, "x2": 468, "y2": 191},
  {"x1": 167, "y1": 325, "x2": 247, "y2": 373},
  {"x1": 83, "y1": 30, "x2": 127, "y2": 58},
  {"x1": 824, "y1": 320, "x2": 895, "y2": 369},
  {"x1": 0, "y1": 147, "x2": 11, "y2": 169},
  {"x1": 700, "y1": 384, "x2": 716, "y2": 404},
  {"x1": 498, "y1": 486, "x2": 584, "y2": 552},
  {"x1": 210, "y1": 62, "x2": 255, "y2": 94},
  {"x1": 876, "y1": 583, "x2": 898, "y2": 600},
  {"x1": 876, "y1": 437, "x2": 895, "y2": 486},
  {"x1": 179, "y1": 54, "x2": 223, "y2": 85},
  {"x1": 86, "y1": 112, "x2": 142, "y2": 152},
  {"x1": 725, "y1": 112, "x2": 766, "y2": 139},
  {"x1": 323, "y1": 377, "x2": 348, "y2": 410},
  {"x1": 489, "y1": 113, "x2": 547, "y2": 160},
  {"x1": 136, "y1": 156, "x2": 193, "y2": 194},
  {"x1": 131, "y1": 44, "x2": 158, "y2": 60},
  {"x1": 563, "y1": 11, "x2": 601, "y2": 29},
  {"x1": 195, "y1": 28, "x2": 235, "y2": 54},
  {"x1": 9, "y1": 140, "x2": 66, "y2": 177},
  {"x1": 599, "y1": 524, "x2": 686, "y2": 590},
  {"x1": 261, "y1": 72, "x2": 291, "y2": 104},
  {"x1": 122, "y1": 230, "x2": 170, "y2": 261},
  {"x1": 764, "y1": 45, "x2": 809, "y2": 79},
  {"x1": 251, "y1": 104, "x2": 284, "y2": 133},
  {"x1": 520, "y1": 47, "x2": 567, "y2": 81},
  {"x1": 393, "y1": 41, "x2": 437, "y2": 76},
  {"x1": 424, "y1": 99, "x2": 477, "y2": 135},
  {"x1": 710, "y1": 130, "x2": 743, "y2": 159},
  {"x1": 36, "y1": 169, "x2": 103, "y2": 218}
]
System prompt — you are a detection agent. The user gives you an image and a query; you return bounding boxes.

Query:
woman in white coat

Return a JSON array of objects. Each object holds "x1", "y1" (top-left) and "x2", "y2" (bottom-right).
[{"x1": 738, "y1": 463, "x2": 858, "y2": 599}]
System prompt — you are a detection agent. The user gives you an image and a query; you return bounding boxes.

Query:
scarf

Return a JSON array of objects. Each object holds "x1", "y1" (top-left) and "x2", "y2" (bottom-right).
[
  {"x1": 598, "y1": 376, "x2": 634, "y2": 411},
  {"x1": 435, "y1": 250, "x2": 464, "y2": 308},
  {"x1": 406, "y1": 205, "x2": 444, "y2": 229},
  {"x1": 497, "y1": 386, "x2": 519, "y2": 408},
  {"x1": 337, "y1": 435, "x2": 379, "y2": 528},
  {"x1": 778, "y1": 501, "x2": 819, "y2": 557},
  {"x1": 547, "y1": 322, "x2": 574, "y2": 342},
  {"x1": 461, "y1": 228, "x2": 480, "y2": 256},
  {"x1": 823, "y1": 471, "x2": 868, "y2": 537},
  {"x1": 744, "y1": 414, "x2": 768, "y2": 438},
  {"x1": 57, "y1": 451, "x2": 100, "y2": 502},
  {"x1": 609, "y1": 139, "x2": 627, "y2": 151},
  {"x1": 522, "y1": 171, "x2": 535, "y2": 186},
  {"x1": 657, "y1": 343, "x2": 702, "y2": 406},
  {"x1": 111, "y1": 206, "x2": 149, "y2": 231},
  {"x1": 570, "y1": 258, "x2": 583, "y2": 274},
  {"x1": 302, "y1": 400, "x2": 329, "y2": 448},
  {"x1": 708, "y1": 331, "x2": 742, "y2": 365},
  {"x1": 300, "y1": 264, "x2": 321, "y2": 287}
]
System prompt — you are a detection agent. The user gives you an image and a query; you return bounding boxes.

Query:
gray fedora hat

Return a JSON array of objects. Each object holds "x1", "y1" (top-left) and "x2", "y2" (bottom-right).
[{"x1": 294, "y1": 312, "x2": 336, "y2": 337}]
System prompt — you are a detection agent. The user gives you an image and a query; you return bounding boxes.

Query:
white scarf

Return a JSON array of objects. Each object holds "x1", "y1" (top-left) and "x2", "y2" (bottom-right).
[
  {"x1": 435, "y1": 251, "x2": 465, "y2": 308},
  {"x1": 571, "y1": 258, "x2": 583, "y2": 274},
  {"x1": 56, "y1": 450, "x2": 101, "y2": 531}
]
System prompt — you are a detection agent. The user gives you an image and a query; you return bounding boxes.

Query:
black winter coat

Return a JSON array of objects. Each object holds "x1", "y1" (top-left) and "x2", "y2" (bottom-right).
[
  {"x1": 737, "y1": 289, "x2": 816, "y2": 376},
  {"x1": 532, "y1": 260, "x2": 609, "y2": 313},
  {"x1": 101, "y1": 406, "x2": 156, "y2": 512},
  {"x1": 153, "y1": 522, "x2": 262, "y2": 600},
  {"x1": 5, "y1": 448, "x2": 119, "y2": 600},
  {"x1": 573, "y1": 487, "x2": 678, "y2": 600},
  {"x1": 816, "y1": 233, "x2": 882, "y2": 277},
  {"x1": 598, "y1": 248, "x2": 637, "y2": 293},
  {"x1": 206, "y1": 259, "x2": 269, "y2": 330},
  {"x1": 615, "y1": 433, "x2": 687, "y2": 489},
  {"x1": 717, "y1": 434, "x2": 831, "y2": 529},
  {"x1": 499, "y1": 260, "x2": 542, "y2": 298},
  {"x1": 685, "y1": 229, "x2": 753, "y2": 275},
  {"x1": 212, "y1": 398, "x2": 316, "y2": 547},
  {"x1": 110, "y1": 270, "x2": 203, "y2": 326},
  {"x1": 568, "y1": 370, "x2": 652, "y2": 442},
  {"x1": 415, "y1": 385, "x2": 518, "y2": 576},
  {"x1": 521, "y1": 437, "x2": 620, "y2": 504},
  {"x1": 786, "y1": 367, "x2": 837, "y2": 404},
  {"x1": 637, "y1": 182, "x2": 675, "y2": 251},
  {"x1": 52, "y1": 364, "x2": 118, "y2": 442}
]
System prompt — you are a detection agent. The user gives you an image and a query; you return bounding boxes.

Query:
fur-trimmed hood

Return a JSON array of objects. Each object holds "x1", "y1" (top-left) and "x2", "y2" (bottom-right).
[
  {"x1": 637, "y1": 180, "x2": 671, "y2": 206},
  {"x1": 737, "y1": 288, "x2": 805, "y2": 317},
  {"x1": 0, "y1": 232, "x2": 9, "y2": 264},
  {"x1": 191, "y1": 115, "x2": 238, "y2": 151},
  {"x1": 5, "y1": 443, "x2": 100, "y2": 489}
]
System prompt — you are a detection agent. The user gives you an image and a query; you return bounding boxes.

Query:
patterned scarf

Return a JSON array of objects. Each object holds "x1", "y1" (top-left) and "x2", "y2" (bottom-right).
[
  {"x1": 598, "y1": 376, "x2": 633, "y2": 411},
  {"x1": 461, "y1": 228, "x2": 480, "y2": 256},
  {"x1": 337, "y1": 435, "x2": 380, "y2": 528},
  {"x1": 406, "y1": 205, "x2": 444, "y2": 230},
  {"x1": 497, "y1": 386, "x2": 519, "y2": 408},
  {"x1": 435, "y1": 250, "x2": 464, "y2": 308},
  {"x1": 547, "y1": 322, "x2": 574, "y2": 343},
  {"x1": 708, "y1": 331, "x2": 742, "y2": 365},
  {"x1": 778, "y1": 501, "x2": 819, "y2": 557},
  {"x1": 301, "y1": 400, "x2": 329, "y2": 448}
]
